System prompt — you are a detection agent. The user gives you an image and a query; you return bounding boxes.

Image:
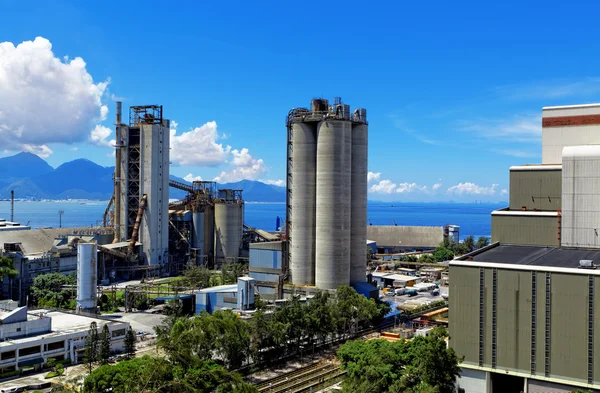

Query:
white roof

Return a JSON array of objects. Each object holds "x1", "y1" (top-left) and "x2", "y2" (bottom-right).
[
  {"x1": 509, "y1": 165, "x2": 561, "y2": 171},
  {"x1": 543, "y1": 102, "x2": 600, "y2": 111},
  {"x1": 372, "y1": 272, "x2": 416, "y2": 282}
]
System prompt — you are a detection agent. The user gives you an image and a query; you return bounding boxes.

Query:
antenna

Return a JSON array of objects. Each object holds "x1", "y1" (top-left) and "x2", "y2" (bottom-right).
[{"x1": 58, "y1": 210, "x2": 64, "y2": 228}]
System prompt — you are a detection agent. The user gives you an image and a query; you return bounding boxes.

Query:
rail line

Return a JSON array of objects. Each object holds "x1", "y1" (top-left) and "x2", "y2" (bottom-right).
[{"x1": 256, "y1": 362, "x2": 344, "y2": 393}]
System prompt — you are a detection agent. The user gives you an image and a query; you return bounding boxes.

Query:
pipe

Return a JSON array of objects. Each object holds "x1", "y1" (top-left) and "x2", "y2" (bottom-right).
[
  {"x1": 10, "y1": 190, "x2": 14, "y2": 222},
  {"x1": 114, "y1": 102, "x2": 122, "y2": 243},
  {"x1": 103, "y1": 193, "x2": 114, "y2": 227},
  {"x1": 128, "y1": 194, "x2": 147, "y2": 254}
]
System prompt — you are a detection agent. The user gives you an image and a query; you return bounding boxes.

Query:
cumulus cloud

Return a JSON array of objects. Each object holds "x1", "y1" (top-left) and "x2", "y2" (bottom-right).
[
  {"x1": 170, "y1": 120, "x2": 231, "y2": 166},
  {"x1": 447, "y1": 182, "x2": 499, "y2": 196},
  {"x1": 500, "y1": 189, "x2": 508, "y2": 195},
  {"x1": 184, "y1": 174, "x2": 203, "y2": 182},
  {"x1": 367, "y1": 172, "x2": 381, "y2": 183},
  {"x1": 0, "y1": 37, "x2": 109, "y2": 155},
  {"x1": 214, "y1": 148, "x2": 267, "y2": 183},
  {"x1": 261, "y1": 179, "x2": 285, "y2": 187},
  {"x1": 89, "y1": 125, "x2": 114, "y2": 147},
  {"x1": 370, "y1": 180, "x2": 397, "y2": 194},
  {"x1": 432, "y1": 183, "x2": 442, "y2": 191},
  {"x1": 396, "y1": 182, "x2": 428, "y2": 193},
  {"x1": 22, "y1": 144, "x2": 53, "y2": 158}
]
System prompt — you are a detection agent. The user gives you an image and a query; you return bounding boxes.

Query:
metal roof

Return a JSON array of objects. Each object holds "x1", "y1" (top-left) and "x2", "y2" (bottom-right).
[
  {"x1": 0, "y1": 227, "x2": 100, "y2": 256},
  {"x1": 102, "y1": 241, "x2": 141, "y2": 250},
  {"x1": 459, "y1": 243, "x2": 600, "y2": 269}
]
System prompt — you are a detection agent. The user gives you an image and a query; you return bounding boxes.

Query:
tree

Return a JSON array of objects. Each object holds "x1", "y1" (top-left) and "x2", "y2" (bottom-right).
[
  {"x1": 0, "y1": 255, "x2": 18, "y2": 281},
  {"x1": 476, "y1": 236, "x2": 490, "y2": 249},
  {"x1": 418, "y1": 254, "x2": 435, "y2": 263},
  {"x1": 181, "y1": 265, "x2": 212, "y2": 288},
  {"x1": 338, "y1": 327, "x2": 461, "y2": 393},
  {"x1": 30, "y1": 272, "x2": 76, "y2": 308},
  {"x1": 366, "y1": 246, "x2": 375, "y2": 262},
  {"x1": 462, "y1": 235, "x2": 475, "y2": 252},
  {"x1": 124, "y1": 327, "x2": 136, "y2": 359},
  {"x1": 46, "y1": 357, "x2": 57, "y2": 373},
  {"x1": 84, "y1": 322, "x2": 99, "y2": 373},
  {"x1": 433, "y1": 246, "x2": 454, "y2": 262},
  {"x1": 99, "y1": 324, "x2": 111, "y2": 365}
]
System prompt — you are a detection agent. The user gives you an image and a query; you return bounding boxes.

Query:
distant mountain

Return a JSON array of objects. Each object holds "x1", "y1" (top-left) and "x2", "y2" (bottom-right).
[
  {"x1": 0, "y1": 152, "x2": 286, "y2": 202},
  {"x1": 0, "y1": 152, "x2": 54, "y2": 187}
]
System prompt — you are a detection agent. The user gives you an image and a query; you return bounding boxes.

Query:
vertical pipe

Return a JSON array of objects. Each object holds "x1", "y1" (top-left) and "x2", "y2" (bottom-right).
[
  {"x1": 114, "y1": 102, "x2": 122, "y2": 243},
  {"x1": 10, "y1": 190, "x2": 14, "y2": 222}
]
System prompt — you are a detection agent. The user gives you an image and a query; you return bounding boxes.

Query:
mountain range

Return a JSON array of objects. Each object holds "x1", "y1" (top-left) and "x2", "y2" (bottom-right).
[{"x1": 0, "y1": 152, "x2": 286, "y2": 202}]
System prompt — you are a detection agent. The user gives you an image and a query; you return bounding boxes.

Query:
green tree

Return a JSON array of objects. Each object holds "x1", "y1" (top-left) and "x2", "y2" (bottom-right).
[
  {"x1": 84, "y1": 322, "x2": 99, "y2": 373},
  {"x1": 99, "y1": 324, "x2": 111, "y2": 365},
  {"x1": 30, "y1": 272, "x2": 76, "y2": 308},
  {"x1": 462, "y1": 235, "x2": 475, "y2": 252},
  {"x1": 418, "y1": 254, "x2": 435, "y2": 263},
  {"x1": 338, "y1": 327, "x2": 461, "y2": 393},
  {"x1": 46, "y1": 357, "x2": 57, "y2": 373},
  {"x1": 181, "y1": 265, "x2": 212, "y2": 288},
  {"x1": 366, "y1": 246, "x2": 375, "y2": 261},
  {"x1": 476, "y1": 236, "x2": 490, "y2": 249},
  {"x1": 124, "y1": 327, "x2": 136, "y2": 359},
  {"x1": 0, "y1": 255, "x2": 18, "y2": 281},
  {"x1": 221, "y1": 262, "x2": 246, "y2": 284},
  {"x1": 433, "y1": 246, "x2": 454, "y2": 262}
]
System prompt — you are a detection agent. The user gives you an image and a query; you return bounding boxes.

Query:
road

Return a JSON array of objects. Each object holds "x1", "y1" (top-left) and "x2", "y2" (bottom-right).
[{"x1": 101, "y1": 310, "x2": 166, "y2": 334}]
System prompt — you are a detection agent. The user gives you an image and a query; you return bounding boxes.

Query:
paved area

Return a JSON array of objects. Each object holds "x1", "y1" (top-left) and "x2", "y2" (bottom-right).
[{"x1": 100, "y1": 311, "x2": 166, "y2": 334}]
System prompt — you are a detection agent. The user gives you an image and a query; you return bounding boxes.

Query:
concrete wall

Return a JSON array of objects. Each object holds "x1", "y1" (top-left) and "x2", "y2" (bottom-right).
[
  {"x1": 542, "y1": 104, "x2": 600, "y2": 164},
  {"x1": 491, "y1": 214, "x2": 559, "y2": 246},
  {"x1": 0, "y1": 317, "x2": 51, "y2": 340},
  {"x1": 509, "y1": 167, "x2": 562, "y2": 211},
  {"x1": 366, "y1": 226, "x2": 444, "y2": 250},
  {"x1": 456, "y1": 368, "x2": 487, "y2": 393},
  {"x1": 450, "y1": 263, "x2": 600, "y2": 387}
]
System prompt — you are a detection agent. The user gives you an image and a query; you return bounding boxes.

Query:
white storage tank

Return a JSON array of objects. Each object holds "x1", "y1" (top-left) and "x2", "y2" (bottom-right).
[
  {"x1": 315, "y1": 120, "x2": 352, "y2": 290},
  {"x1": 214, "y1": 193, "x2": 244, "y2": 266},
  {"x1": 76, "y1": 242, "x2": 98, "y2": 312}
]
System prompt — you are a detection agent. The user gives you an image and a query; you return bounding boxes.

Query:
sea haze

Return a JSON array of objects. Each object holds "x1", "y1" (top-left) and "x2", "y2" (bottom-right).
[{"x1": 0, "y1": 200, "x2": 503, "y2": 240}]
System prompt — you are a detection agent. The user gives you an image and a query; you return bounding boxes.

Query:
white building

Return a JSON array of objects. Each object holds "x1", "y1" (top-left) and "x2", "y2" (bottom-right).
[{"x1": 0, "y1": 305, "x2": 129, "y2": 373}]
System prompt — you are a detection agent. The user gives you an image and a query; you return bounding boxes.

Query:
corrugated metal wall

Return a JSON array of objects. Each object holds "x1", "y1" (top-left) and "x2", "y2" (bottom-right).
[
  {"x1": 448, "y1": 266, "x2": 480, "y2": 365},
  {"x1": 509, "y1": 169, "x2": 562, "y2": 211},
  {"x1": 492, "y1": 215, "x2": 559, "y2": 246}
]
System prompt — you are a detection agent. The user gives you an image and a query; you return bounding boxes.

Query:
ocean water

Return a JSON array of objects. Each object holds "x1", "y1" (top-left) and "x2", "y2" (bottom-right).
[{"x1": 0, "y1": 200, "x2": 504, "y2": 240}]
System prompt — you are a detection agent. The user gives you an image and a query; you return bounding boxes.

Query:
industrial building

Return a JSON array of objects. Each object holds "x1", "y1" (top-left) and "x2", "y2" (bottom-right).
[
  {"x1": 366, "y1": 225, "x2": 447, "y2": 253},
  {"x1": 451, "y1": 102, "x2": 600, "y2": 393},
  {"x1": 194, "y1": 277, "x2": 256, "y2": 314},
  {"x1": 286, "y1": 97, "x2": 369, "y2": 290},
  {"x1": 0, "y1": 301, "x2": 130, "y2": 373}
]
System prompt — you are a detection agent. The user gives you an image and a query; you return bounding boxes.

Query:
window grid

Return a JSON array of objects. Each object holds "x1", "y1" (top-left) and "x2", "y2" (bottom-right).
[
  {"x1": 545, "y1": 272, "x2": 551, "y2": 377},
  {"x1": 491, "y1": 268, "x2": 497, "y2": 369},
  {"x1": 589, "y1": 276, "x2": 594, "y2": 384},
  {"x1": 531, "y1": 271, "x2": 536, "y2": 374},
  {"x1": 479, "y1": 267, "x2": 484, "y2": 367}
]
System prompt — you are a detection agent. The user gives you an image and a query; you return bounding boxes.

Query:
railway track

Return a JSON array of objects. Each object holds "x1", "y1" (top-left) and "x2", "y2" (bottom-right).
[{"x1": 256, "y1": 361, "x2": 343, "y2": 393}]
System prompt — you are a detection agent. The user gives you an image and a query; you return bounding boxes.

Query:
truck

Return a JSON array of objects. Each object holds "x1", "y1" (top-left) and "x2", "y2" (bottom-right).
[
  {"x1": 395, "y1": 288, "x2": 406, "y2": 296},
  {"x1": 406, "y1": 289, "x2": 418, "y2": 297}
]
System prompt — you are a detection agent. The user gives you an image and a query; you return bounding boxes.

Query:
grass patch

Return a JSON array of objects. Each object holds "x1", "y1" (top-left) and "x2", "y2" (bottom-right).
[
  {"x1": 45, "y1": 369, "x2": 64, "y2": 379},
  {"x1": 0, "y1": 369, "x2": 20, "y2": 379}
]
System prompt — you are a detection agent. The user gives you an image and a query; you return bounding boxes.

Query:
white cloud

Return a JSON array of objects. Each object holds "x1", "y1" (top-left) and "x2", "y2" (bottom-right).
[
  {"x1": 432, "y1": 183, "x2": 442, "y2": 191},
  {"x1": 261, "y1": 179, "x2": 285, "y2": 187},
  {"x1": 89, "y1": 125, "x2": 114, "y2": 147},
  {"x1": 500, "y1": 189, "x2": 508, "y2": 195},
  {"x1": 396, "y1": 182, "x2": 428, "y2": 193},
  {"x1": 491, "y1": 148, "x2": 539, "y2": 158},
  {"x1": 183, "y1": 173, "x2": 203, "y2": 182},
  {"x1": 0, "y1": 37, "x2": 109, "y2": 155},
  {"x1": 460, "y1": 114, "x2": 541, "y2": 143},
  {"x1": 367, "y1": 172, "x2": 381, "y2": 183},
  {"x1": 214, "y1": 148, "x2": 267, "y2": 183},
  {"x1": 447, "y1": 182, "x2": 499, "y2": 196},
  {"x1": 495, "y1": 78, "x2": 600, "y2": 100},
  {"x1": 22, "y1": 144, "x2": 53, "y2": 158},
  {"x1": 370, "y1": 180, "x2": 397, "y2": 194},
  {"x1": 170, "y1": 121, "x2": 231, "y2": 166},
  {"x1": 69, "y1": 147, "x2": 79, "y2": 151}
]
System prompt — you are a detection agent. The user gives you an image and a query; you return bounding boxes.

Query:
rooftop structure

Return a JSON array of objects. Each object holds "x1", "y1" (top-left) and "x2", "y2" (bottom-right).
[{"x1": 366, "y1": 225, "x2": 445, "y2": 252}]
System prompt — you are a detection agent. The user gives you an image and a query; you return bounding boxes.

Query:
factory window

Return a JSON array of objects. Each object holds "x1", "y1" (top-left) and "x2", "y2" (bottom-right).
[
  {"x1": 112, "y1": 328, "x2": 126, "y2": 338},
  {"x1": 478, "y1": 267, "x2": 484, "y2": 367},
  {"x1": 544, "y1": 272, "x2": 551, "y2": 377},
  {"x1": 19, "y1": 345, "x2": 41, "y2": 357},
  {"x1": 16, "y1": 328, "x2": 21, "y2": 332},
  {"x1": 1, "y1": 350, "x2": 15, "y2": 360},
  {"x1": 47, "y1": 341, "x2": 64, "y2": 351},
  {"x1": 589, "y1": 275, "x2": 594, "y2": 383},
  {"x1": 531, "y1": 271, "x2": 536, "y2": 374},
  {"x1": 491, "y1": 268, "x2": 497, "y2": 369}
]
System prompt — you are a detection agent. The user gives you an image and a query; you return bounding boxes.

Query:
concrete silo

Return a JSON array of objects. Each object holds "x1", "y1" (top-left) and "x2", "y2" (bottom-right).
[
  {"x1": 315, "y1": 120, "x2": 352, "y2": 289},
  {"x1": 289, "y1": 122, "x2": 317, "y2": 285},
  {"x1": 214, "y1": 189, "x2": 244, "y2": 266},
  {"x1": 76, "y1": 242, "x2": 98, "y2": 314},
  {"x1": 350, "y1": 118, "x2": 368, "y2": 283}
]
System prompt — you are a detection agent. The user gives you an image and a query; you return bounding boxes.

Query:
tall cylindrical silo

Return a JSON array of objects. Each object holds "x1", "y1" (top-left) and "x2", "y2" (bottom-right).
[
  {"x1": 204, "y1": 204, "x2": 215, "y2": 263},
  {"x1": 192, "y1": 211, "x2": 205, "y2": 256},
  {"x1": 214, "y1": 201, "x2": 244, "y2": 266},
  {"x1": 315, "y1": 120, "x2": 352, "y2": 290},
  {"x1": 350, "y1": 122, "x2": 368, "y2": 283},
  {"x1": 289, "y1": 122, "x2": 317, "y2": 285},
  {"x1": 76, "y1": 242, "x2": 97, "y2": 312}
]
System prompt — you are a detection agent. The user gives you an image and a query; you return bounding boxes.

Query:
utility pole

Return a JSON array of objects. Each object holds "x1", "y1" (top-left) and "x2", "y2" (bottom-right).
[
  {"x1": 58, "y1": 210, "x2": 64, "y2": 228},
  {"x1": 10, "y1": 190, "x2": 14, "y2": 222}
]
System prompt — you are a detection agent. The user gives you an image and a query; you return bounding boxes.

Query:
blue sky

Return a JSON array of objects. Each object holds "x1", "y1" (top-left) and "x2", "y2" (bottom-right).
[{"x1": 1, "y1": 0, "x2": 600, "y2": 202}]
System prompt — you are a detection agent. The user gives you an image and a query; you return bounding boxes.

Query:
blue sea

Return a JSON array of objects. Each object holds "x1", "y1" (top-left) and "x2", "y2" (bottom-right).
[{"x1": 0, "y1": 200, "x2": 504, "y2": 240}]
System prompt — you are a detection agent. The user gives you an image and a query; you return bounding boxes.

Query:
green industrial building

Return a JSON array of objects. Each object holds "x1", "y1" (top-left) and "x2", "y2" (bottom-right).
[{"x1": 450, "y1": 245, "x2": 600, "y2": 392}]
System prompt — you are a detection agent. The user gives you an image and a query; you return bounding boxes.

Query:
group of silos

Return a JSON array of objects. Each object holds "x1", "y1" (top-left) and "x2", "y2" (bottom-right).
[
  {"x1": 191, "y1": 187, "x2": 244, "y2": 266},
  {"x1": 287, "y1": 98, "x2": 368, "y2": 290}
]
